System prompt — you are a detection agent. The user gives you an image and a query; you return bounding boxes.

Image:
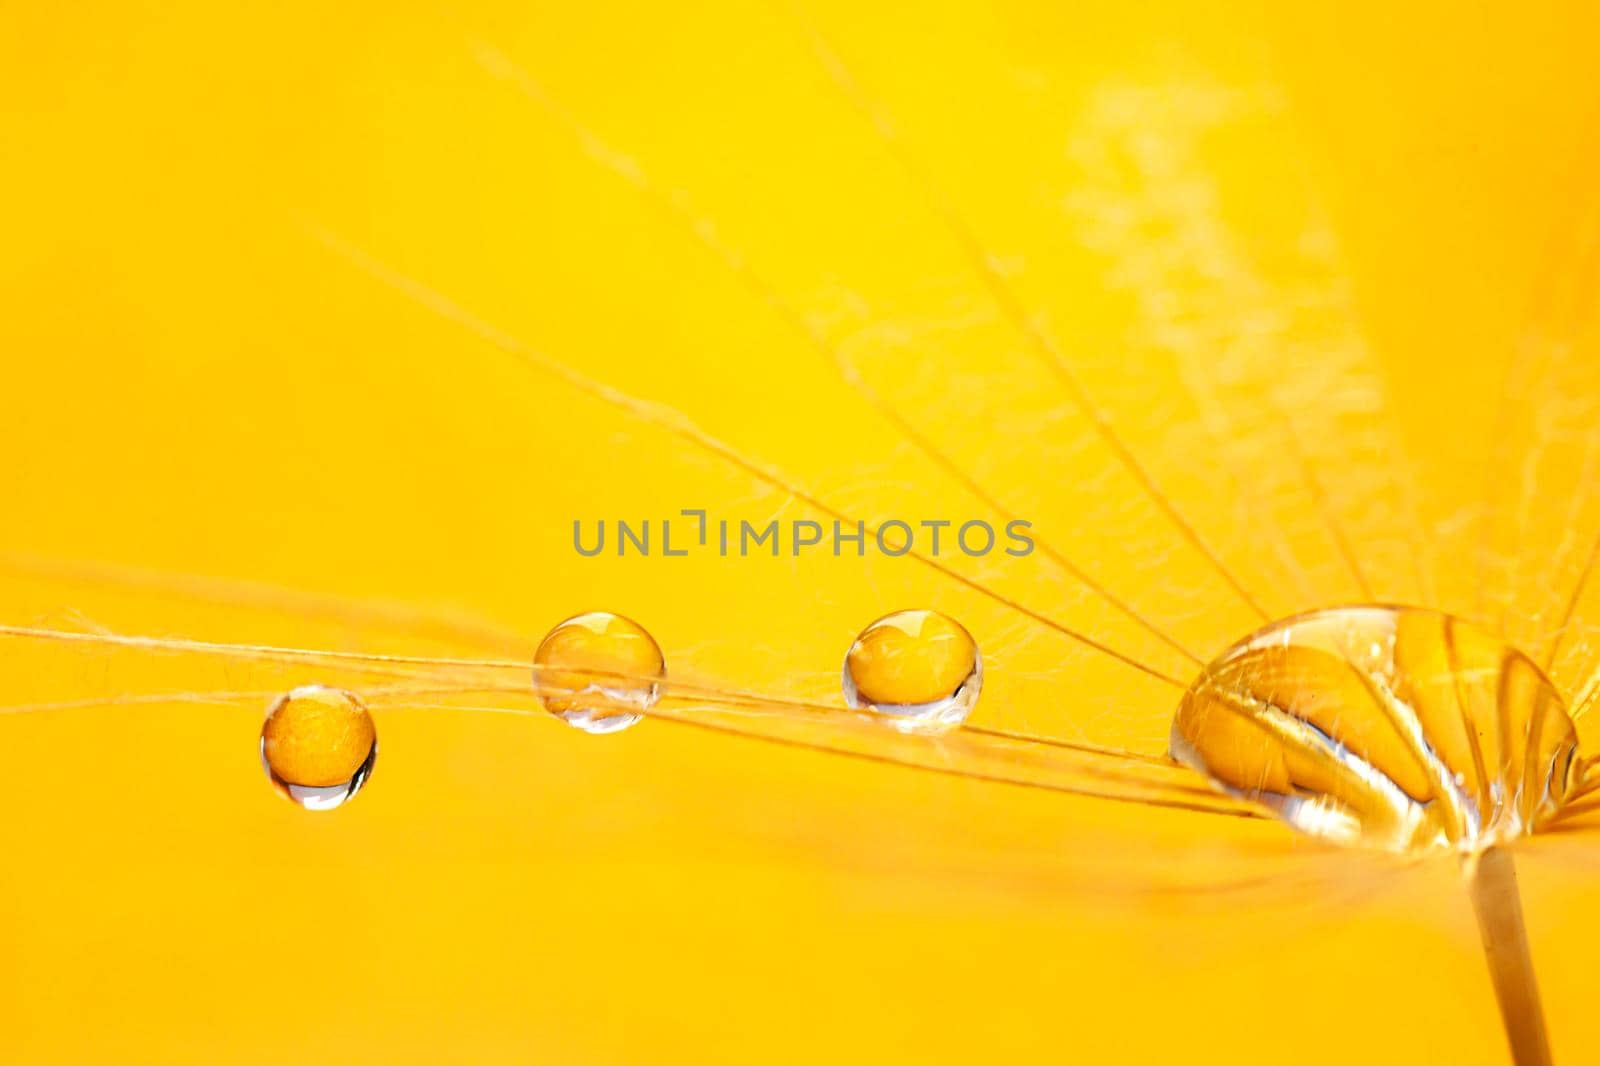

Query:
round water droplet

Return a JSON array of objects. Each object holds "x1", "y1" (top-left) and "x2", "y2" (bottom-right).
[
  {"x1": 1172, "y1": 606, "x2": 1583, "y2": 853},
  {"x1": 533, "y1": 612, "x2": 664, "y2": 734},
  {"x1": 260, "y1": 685, "x2": 377, "y2": 811},
  {"x1": 842, "y1": 609, "x2": 982, "y2": 734}
]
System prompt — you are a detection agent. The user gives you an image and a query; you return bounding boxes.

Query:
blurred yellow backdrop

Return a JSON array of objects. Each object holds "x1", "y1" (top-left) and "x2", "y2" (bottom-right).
[{"x1": 2, "y1": 0, "x2": 1599, "y2": 1062}]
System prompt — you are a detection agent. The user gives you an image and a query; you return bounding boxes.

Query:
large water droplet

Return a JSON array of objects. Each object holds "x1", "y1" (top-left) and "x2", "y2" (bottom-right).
[
  {"x1": 842, "y1": 609, "x2": 982, "y2": 734},
  {"x1": 260, "y1": 685, "x2": 377, "y2": 811},
  {"x1": 1172, "y1": 606, "x2": 1583, "y2": 853},
  {"x1": 533, "y1": 612, "x2": 664, "y2": 734}
]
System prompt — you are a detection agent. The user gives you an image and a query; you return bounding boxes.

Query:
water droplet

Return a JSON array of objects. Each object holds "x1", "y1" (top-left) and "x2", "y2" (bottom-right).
[
  {"x1": 260, "y1": 685, "x2": 377, "y2": 811},
  {"x1": 533, "y1": 612, "x2": 664, "y2": 734},
  {"x1": 842, "y1": 609, "x2": 982, "y2": 734},
  {"x1": 1172, "y1": 606, "x2": 1583, "y2": 853}
]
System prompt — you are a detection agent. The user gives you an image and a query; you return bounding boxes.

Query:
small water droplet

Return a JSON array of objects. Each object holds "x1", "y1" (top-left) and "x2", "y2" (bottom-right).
[
  {"x1": 260, "y1": 685, "x2": 377, "y2": 811},
  {"x1": 842, "y1": 609, "x2": 981, "y2": 734},
  {"x1": 533, "y1": 612, "x2": 664, "y2": 734},
  {"x1": 1172, "y1": 606, "x2": 1582, "y2": 853}
]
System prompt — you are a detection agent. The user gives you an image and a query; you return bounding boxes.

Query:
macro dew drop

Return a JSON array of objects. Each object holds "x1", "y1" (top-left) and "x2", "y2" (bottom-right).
[
  {"x1": 259, "y1": 685, "x2": 377, "y2": 811},
  {"x1": 1171, "y1": 605, "x2": 1583, "y2": 853},
  {"x1": 533, "y1": 612, "x2": 664, "y2": 734},
  {"x1": 842, "y1": 609, "x2": 982, "y2": 734}
]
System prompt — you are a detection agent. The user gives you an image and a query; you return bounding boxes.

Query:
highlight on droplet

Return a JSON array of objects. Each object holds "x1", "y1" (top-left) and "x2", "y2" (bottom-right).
[
  {"x1": 259, "y1": 685, "x2": 378, "y2": 811},
  {"x1": 533, "y1": 611, "x2": 664, "y2": 734},
  {"x1": 842, "y1": 609, "x2": 982, "y2": 734}
]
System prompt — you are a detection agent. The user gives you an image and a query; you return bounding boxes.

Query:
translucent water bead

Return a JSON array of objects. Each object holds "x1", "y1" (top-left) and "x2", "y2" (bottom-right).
[
  {"x1": 259, "y1": 685, "x2": 377, "y2": 811},
  {"x1": 842, "y1": 609, "x2": 982, "y2": 734},
  {"x1": 1172, "y1": 606, "x2": 1583, "y2": 853},
  {"x1": 533, "y1": 612, "x2": 665, "y2": 734}
]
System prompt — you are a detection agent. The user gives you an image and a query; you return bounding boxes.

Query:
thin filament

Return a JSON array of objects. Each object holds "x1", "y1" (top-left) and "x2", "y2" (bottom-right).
[
  {"x1": 302, "y1": 224, "x2": 1185, "y2": 687},
  {"x1": 464, "y1": 33, "x2": 1203, "y2": 667},
  {"x1": 0, "y1": 624, "x2": 1245, "y2": 812},
  {"x1": 788, "y1": 7, "x2": 1271, "y2": 622}
]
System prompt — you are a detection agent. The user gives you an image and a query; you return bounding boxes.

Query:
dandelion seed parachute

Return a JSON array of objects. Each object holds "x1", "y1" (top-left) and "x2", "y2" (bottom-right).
[{"x1": 4, "y1": 0, "x2": 1600, "y2": 1063}]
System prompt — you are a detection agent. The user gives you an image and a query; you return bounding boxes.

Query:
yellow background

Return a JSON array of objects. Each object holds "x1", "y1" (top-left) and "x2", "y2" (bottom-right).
[{"x1": 2, "y1": 0, "x2": 1599, "y2": 1061}]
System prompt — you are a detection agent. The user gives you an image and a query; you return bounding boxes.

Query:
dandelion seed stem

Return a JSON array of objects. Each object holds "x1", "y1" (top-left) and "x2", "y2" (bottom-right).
[{"x1": 1467, "y1": 847, "x2": 1552, "y2": 1066}]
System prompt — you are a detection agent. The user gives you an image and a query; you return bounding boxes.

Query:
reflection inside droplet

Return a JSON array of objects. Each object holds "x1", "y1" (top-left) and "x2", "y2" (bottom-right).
[
  {"x1": 1171, "y1": 605, "x2": 1583, "y2": 853},
  {"x1": 842, "y1": 609, "x2": 982, "y2": 734},
  {"x1": 533, "y1": 612, "x2": 664, "y2": 734},
  {"x1": 260, "y1": 685, "x2": 377, "y2": 811}
]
